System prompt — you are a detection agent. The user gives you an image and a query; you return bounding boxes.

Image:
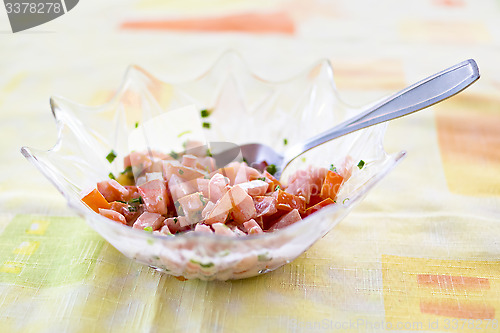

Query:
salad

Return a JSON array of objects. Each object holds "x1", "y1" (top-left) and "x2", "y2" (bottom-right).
[{"x1": 81, "y1": 147, "x2": 355, "y2": 236}]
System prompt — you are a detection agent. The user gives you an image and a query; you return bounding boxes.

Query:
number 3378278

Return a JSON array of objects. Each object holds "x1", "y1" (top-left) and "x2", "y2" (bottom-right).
[{"x1": 5, "y1": 2, "x2": 62, "y2": 14}]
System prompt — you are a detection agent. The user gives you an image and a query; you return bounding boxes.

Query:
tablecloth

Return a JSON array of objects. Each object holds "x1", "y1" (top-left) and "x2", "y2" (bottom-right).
[{"x1": 1, "y1": 0, "x2": 500, "y2": 332}]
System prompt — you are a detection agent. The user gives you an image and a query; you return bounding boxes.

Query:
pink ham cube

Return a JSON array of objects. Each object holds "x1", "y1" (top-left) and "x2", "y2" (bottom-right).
[
  {"x1": 97, "y1": 179, "x2": 129, "y2": 202},
  {"x1": 138, "y1": 179, "x2": 169, "y2": 215},
  {"x1": 98, "y1": 208, "x2": 127, "y2": 225},
  {"x1": 236, "y1": 180, "x2": 269, "y2": 196},
  {"x1": 269, "y1": 209, "x2": 302, "y2": 231},
  {"x1": 133, "y1": 212, "x2": 165, "y2": 230}
]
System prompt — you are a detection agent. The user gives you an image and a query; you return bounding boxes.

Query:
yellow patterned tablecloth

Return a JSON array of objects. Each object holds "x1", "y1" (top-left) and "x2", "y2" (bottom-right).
[{"x1": 1, "y1": 0, "x2": 499, "y2": 332}]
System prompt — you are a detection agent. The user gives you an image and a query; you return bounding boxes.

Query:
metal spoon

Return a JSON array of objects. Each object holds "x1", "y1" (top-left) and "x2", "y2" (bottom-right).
[{"x1": 238, "y1": 59, "x2": 479, "y2": 179}]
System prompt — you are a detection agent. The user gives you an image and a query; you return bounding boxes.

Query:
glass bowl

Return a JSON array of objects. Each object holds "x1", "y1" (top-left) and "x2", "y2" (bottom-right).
[{"x1": 21, "y1": 51, "x2": 405, "y2": 280}]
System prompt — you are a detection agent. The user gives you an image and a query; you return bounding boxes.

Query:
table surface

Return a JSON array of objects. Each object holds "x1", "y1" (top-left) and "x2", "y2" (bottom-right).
[{"x1": 1, "y1": 0, "x2": 500, "y2": 332}]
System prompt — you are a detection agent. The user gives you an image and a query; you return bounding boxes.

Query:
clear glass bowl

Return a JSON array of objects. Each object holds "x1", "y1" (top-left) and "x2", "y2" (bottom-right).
[{"x1": 21, "y1": 51, "x2": 405, "y2": 280}]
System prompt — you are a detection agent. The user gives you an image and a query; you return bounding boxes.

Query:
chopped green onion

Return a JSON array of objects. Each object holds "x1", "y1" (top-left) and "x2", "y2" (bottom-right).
[
  {"x1": 108, "y1": 172, "x2": 116, "y2": 180},
  {"x1": 283, "y1": 138, "x2": 288, "y2": 145},
  {"x1": 266, "y1": 164, "x2": 277, "y2": 175},
  {"x1": 134, "y1": 122, "x2": 139, "y2": 128},
  {"x1": 174, "y1": 201, "x2": 184, "y2": 216},
  {"x1": 343, "y1": 198, "x2": 350, "y2": 204},
  {"x1": 190, "y1": 259, "x2": 214, "y2": 268},
  {"x1": 178, "y1": 169, "x2": 184, "y2": 175},
  {"x1": 144, "y1": 226, "x2": 153, "y2": 232},
  {"x1": 128, "y1": 206, "x2": 137, "y2": 212},
  {"x1": 257, "y1": 177, "x2": 266, "y2": 181},
  {"x1": 169, "y1": 151, "x2": 179, "y2": 160},
  {"x1": 106, "y1": 150, "x2": 117, "y2": 163},
  {"x1": 199, "y1": 193, "x2": 206, "y2": 204},
  {"x1": 177, "y1": 130, "x2": 191, "y2": 138},
  {"x1": 200, "y1": 109, "x2": 210, "y2": 118},
  {"x1": 206, "y1": 149, "x2": 213, "y2": 157},
  {"x1": 121, "y1": 166, "x2": 132, "y2": 174},
  {"x1": 275, "y1": 185, "x2": 281, "y2": 191},
  {"x1": 173, "y1": 217, "x2": 178, "y2": 223},
  {"x1": 218, "y1": 249, "x2": 231, "y2": 257},
  {"x1": 202, "y1": 122, "x2": 211, "y2": 129},
  {"x1": 330, "y1": 164, "x2": 337, "y2": 173},
  {"x1": 128, "y1": 196, "x2": 143, "y2": 204},
  {"x1": 301, "y1": 157, "x2": 306, "y2": 163},
  {"x1": 357, "y1": 160, "x2": 365, "y2": 169}
]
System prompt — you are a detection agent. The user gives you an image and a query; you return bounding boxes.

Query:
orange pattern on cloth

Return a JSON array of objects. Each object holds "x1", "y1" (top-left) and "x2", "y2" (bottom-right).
[
  {"x1": 120, "y1": 11, "x2": 295, "y2": 34},
  {"x1": 420, "y1": 299, "x2": 495, "y2": 319},
  {"x1": 383, "y1": 255, "x2": 500, "y2": 332},
  {"x1": 435, "y1": 94, "x2": 500, "y2": 196}
]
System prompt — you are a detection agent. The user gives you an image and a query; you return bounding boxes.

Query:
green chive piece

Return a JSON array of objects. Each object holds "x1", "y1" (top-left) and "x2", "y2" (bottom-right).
[
  {"x1": 266, "y1": 164, "x2": 277, "y2": 175},
  {"x1": 206, "y1": 149, "x2": 213, "y2": 157},
  {"x1": 199, "y1": 193, "x2": 206, "y2": 204},
  {"x1": 357, "y1": 160, "x2": 365, "y2": 169},
  {"x1": 144, "y1": 226, "x2": 153, "y2": 232},
  {"x1": 200, "y1": 109, "x2": 210, "y2": 118},
  {"x1": 275, "y1": 185, "x2": 281, "y2": 191},
  {"x1": 177, "y1": 130, "x2": 192, "y2": 138},
  {"x1": 169, "y1": 151, "x2": 179, "y2": 160},
  {"x1": 202, "y1": 122, "x2": 211, "y2": 129},
  {"x1": 283, "y1": 138, "x2": 288, "y2": 145},
  {"x1": 343, "y1": 198, "x2": 350, "y2": 204},
  {"x1": 301, "y1": 157, "x2": 306, "y2": 163},
  {"x1": 108, "y1": 172, "x2": 116, "y2": 180},
  {"x1": 189, "y1": 259, "x2": 214, "y2": 268},
  {"x1": 178, "y1": 169, "x2": 184, "y2": 175},
  {"x1": 330, "y1": 164, "x2": 337, "y2": 173},
  {"x1": 106, "y1": 150, "x2": 117, "y2": 163},
  {"x1": 121, "y1": 166, "x2": 132, "y2": 174},
  {"x1": 257, "y1": 177, "x2": 266, "y2": 181},
  {"x1": 134, "y1": 122, "x2": 139, "y2": 128},
  {"x1": 128, "y1": 196, "x2": 143, "y2": 204}
]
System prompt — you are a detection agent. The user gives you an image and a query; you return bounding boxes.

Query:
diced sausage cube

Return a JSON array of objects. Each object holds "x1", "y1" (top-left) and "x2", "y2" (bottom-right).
[
  {"x1": 165, "y1": 216, "x2": 189, "y2": 233},
  {"x1": 253, "y1": 196, "x2": 278, "y2": 217},
  {"x1": 196, "y1": 178, "x2": 210, "y2": 197},
  {"x1": 237, "y1": 180, "x2": 269, "y2": 196},
  {"x1": 269, "y1": 209, "x2": 302, "y2": 231},
  {"x1": 243, "y1": 219, "x2": 263, "y2": 234},
  {"x1": 138, "y1": 179, "x2": 169, "y2": 215},
  {"x1": 194, "y1": 224, "x2": 213, "y2": 233},
  {"x1": 229, "y1": 185, "x2": 257, "y2": 223},
  {"x1": 99, "y1": 208, "x2": 127, "y2": 225},
  {"x1": 176, "y1": 192, "x2": 207, "y2": 225},
  {"x1": 132, "y1": 212, "x2": 165, "y2": 230},
  {"x1": 208, "y1": 173, "x2": 229, "y2": 202},
  {"x1": 212, "y1": 223, "x2": 235, "y2": 236},
  {"x1": 97, "y1": 179, "x2": 129, "y2": 202},
  {"x1": 168, "y1": 174, "x2": 197, "y2": 202}
]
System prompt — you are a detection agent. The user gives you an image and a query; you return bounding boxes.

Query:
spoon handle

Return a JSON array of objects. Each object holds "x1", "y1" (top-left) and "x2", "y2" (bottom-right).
[{"x1": 282, "y1": 59, "x2": 480, "y2": 168}]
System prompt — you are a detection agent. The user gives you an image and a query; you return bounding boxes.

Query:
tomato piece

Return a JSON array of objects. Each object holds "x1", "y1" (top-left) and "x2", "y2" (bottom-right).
[
  {"x1": 263, "y1": 170, "x2": 282, "y2": 192},
  {"x1": 81, "y1": 188, "x2": 111, "y2": 213},
  {"x1": 320, "y1": 170, "x2": 344, "y2": 201},
  {"x1": 304, "y1": 198, "x2": 335, "y2": 217},
  {"x1": 272, "y1": 189, "x2": 306, "y2": 212}
]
